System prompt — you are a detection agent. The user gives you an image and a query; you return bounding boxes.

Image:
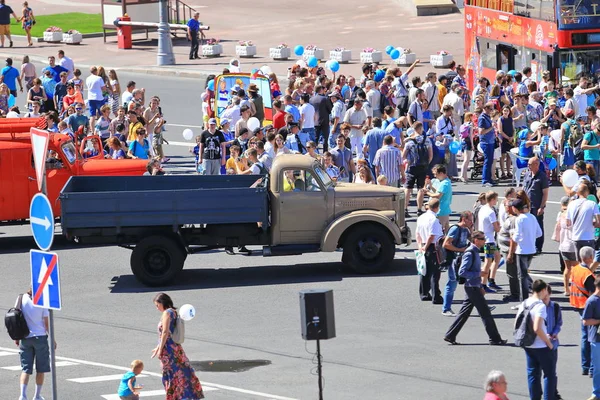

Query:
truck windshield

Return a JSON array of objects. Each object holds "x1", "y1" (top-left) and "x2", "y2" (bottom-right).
[
  {"x1": 314, "y1": 164, "x2": 334, "y2": 189},
  {"x1": 61, "y1": 142, "x2": 78, "y2": 164}
]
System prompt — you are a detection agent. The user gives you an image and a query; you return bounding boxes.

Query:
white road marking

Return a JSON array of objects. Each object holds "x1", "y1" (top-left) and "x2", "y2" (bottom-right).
[
  {"x1": 166, "y1": 140, "x2": 195, "y2": 147},
  {"x1": 0, "y1": 351, "x2": 16, "y2": 357},
  {"x1": 496, "y1": 268, "x2": 564, "y2": 281},
  {"x1": 0, "y1": 347, "x2": 299, "y2": 400},
  {"x1": 2, "y1": 361, "x2": 78, "y2": 371},
  {"x1": 68, "y1": 374, "x2": 148, "y2": 383},
  {"x1": 166, "y1": 123, "x2": 204, "y2": 129},
  {"x1": 102, "y1": 387, "x2": 218, "y2": 399}
]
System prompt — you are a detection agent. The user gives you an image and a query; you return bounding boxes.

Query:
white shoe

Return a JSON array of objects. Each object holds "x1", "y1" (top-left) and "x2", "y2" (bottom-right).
[
  {"x1": 18, "y1": 396, "x2": 27, "y2": 400},
  {"x1": 441, "y1": 310, "x2": 456, "y2": 317}
]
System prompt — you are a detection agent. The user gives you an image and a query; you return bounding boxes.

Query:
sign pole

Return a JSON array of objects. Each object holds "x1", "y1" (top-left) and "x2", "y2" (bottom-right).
[{"x1": 41, "y1": 155, "x2": 58, "y2": 400}]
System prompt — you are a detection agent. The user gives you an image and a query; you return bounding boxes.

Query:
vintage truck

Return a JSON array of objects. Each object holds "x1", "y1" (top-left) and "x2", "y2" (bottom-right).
[
  {"x1": 0, "y1": 122, "x2": 148, "y2": 224},
  {"x1": 59, "y1": 155, "x2": 411, "y2": 286}
]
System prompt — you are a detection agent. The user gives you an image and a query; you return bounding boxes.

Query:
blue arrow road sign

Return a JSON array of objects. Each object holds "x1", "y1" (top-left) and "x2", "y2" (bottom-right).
[
  {"x1": 29, "y1": 193, "x2": 54, "y2": 251},
  {"x1": 30, "y1": 250, "x2": 61, "y2": 310}
]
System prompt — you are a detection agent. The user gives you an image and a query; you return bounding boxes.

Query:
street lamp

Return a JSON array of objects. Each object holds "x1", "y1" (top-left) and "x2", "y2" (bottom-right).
[{"x1": 157, "y1": 0, "x2": 175, "y2": 66}]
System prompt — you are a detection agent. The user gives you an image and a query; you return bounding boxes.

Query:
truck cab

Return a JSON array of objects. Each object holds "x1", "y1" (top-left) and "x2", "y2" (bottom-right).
[{"x1": 0, "y1": 131, "x2": 148, "y2": 223}]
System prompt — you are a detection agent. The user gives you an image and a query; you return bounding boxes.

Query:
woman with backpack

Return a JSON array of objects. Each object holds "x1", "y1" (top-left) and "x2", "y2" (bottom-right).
[
  {"x1": 151, "y1": 293, "x2": 205, "y2": 399},
  {"x1": 582, "y1": 125, "x2": 600, "y2": 182}
]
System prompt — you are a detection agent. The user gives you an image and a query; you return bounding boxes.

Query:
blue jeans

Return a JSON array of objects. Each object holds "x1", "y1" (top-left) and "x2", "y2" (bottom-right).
[
  {"x1": 524, "y1": 347, "x2": 556, "y2": 400},
  {"x1": 592, "y1": 342, "x2": 600, "y2": 396},
  {"x1": 582, "y1": 314, "x2": 594, "y2": 374},
  {"x1": 480, "y1": 141, "x2": 495, "y2": 184},
  {"x1": 442, "y1": 260, "x2": 457, "y2": 312},
  {"x1": 586, "y1": 159, "x2": 600, "y2": 183}
]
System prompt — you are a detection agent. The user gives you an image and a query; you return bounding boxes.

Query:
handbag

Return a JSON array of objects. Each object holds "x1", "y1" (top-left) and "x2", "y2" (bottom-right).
[
  {"x1": 415, "y1": 250, "x2": 427, "y2": 276},
  {"x1": 171, "y1": 311, "x2": 185, "y2": 344}
]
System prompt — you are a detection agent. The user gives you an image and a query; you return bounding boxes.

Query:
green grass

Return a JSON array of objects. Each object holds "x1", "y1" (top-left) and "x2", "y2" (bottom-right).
[{"x1": 10, "y1": 13, "x2": 102, "y2": 38}]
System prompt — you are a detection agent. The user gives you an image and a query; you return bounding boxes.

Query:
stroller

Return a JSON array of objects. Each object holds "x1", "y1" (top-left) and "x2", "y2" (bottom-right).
[{"x1": 470, "y1": 135, "x2": 484, "y2": 180}]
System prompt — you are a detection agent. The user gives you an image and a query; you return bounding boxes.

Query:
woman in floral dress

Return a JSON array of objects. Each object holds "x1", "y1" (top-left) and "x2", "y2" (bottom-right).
[{"x1": 151, "y1": 293, "x2": 204, "y2": 400}]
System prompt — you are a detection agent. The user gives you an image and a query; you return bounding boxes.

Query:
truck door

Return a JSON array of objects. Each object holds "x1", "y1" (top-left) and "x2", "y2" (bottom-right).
[
  {"x1": 277, "y1": 168, "x2": 328, "y2": 244},
  {"x1": 80, "y1": 136, "x2": 104, "y2": 160}
]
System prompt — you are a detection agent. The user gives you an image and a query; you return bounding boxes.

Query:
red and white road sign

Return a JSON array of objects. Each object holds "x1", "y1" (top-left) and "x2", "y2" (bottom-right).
[{"x1": 30, "y1": 128, "x2": 50, "y2": 192}]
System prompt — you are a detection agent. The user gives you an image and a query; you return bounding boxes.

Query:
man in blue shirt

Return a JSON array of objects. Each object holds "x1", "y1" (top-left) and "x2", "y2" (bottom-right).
[
  {"x1": 0, "y1": 0, "x2": 18, "y2": 48},
  {"x1": 41, "y1": 56, "x2": 68, "y2": 83},
  {"x1": 284, "y1": 95, "x2": 300, "y2": 123},
  {"x1": 186, "y1": 12, "x2": 201, "y2": 60},
  {"x1": 444, "y1": 230, "x2": 507, "y2": 345},
  {"x1": 362, "y1": 117, "x2": 386, "y2": 167},
  {"x1": 477, "y1": 103, "x2": 497, "y2": 186},
  {"x1": 0, "y1": 57, "x2": 21, "y2": 97}
]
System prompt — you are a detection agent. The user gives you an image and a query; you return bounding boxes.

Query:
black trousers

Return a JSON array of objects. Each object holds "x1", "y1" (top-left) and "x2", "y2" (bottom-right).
[
  {"x1": 445, "y1": 286, "x2": 502, "y2": 342},
  {"x1": 420, "y1": 245, "x2": 441, "y2": 301},
  {"x1": 315, "y1": 125, "x2": 330, "y2": 152},
  {"x1": 531, "y1": 208, "x2": 544, "y2": 252},
  {"x1": 517, "y1": 254, "x2": 534, "y2": 301},
  {"x1": 189, "y1": 31, "x2": 199, "y2": 58},
  {"x1": 503, "y1": 251, "x2": 520, "y2": 299}
]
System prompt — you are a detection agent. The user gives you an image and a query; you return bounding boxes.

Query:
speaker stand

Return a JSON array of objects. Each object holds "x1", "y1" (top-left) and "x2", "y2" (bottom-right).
[{"x1": 317, "y1": 338, "x2": 323, "y2": 400}]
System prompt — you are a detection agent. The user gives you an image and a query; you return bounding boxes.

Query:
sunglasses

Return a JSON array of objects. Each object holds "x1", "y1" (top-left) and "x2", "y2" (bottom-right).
[{"x1": 75, "y1": 108, "x2": 82, "y2": 111}]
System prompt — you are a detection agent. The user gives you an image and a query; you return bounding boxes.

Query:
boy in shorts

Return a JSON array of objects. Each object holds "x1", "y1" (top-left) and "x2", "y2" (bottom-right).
[{"x1": 478, "y1": 191, "x2": 502, "y2": 292}]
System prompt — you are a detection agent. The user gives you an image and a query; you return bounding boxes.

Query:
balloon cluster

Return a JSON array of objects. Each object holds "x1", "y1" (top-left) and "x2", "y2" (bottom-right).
[{"x1": 386, "y1": 45, "x2": 403, "y2": 60}]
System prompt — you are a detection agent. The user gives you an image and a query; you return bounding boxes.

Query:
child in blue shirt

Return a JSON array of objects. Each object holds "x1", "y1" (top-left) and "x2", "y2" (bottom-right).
[{"x1": 117, "y1": 360, "x2": 144, "y2": 399}]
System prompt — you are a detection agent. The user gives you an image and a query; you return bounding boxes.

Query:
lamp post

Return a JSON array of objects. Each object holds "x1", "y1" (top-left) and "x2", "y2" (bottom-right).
[{"x1": 157, "y1": 0, "x2": 175, "y2": 65}]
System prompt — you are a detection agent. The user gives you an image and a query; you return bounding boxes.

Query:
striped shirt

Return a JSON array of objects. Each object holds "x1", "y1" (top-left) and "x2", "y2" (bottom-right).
[{"x1": 373, "y1": 145, "x2": 402, "y2": 183}]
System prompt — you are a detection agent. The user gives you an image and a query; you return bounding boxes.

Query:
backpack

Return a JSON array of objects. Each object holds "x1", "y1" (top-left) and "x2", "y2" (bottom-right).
[
  {"x1": 459, "y1": 122, "x2": 471, "y2": 139},
  {"x1": 254, "y1": 161, "x2": 269, "y2": 175},
  {"x1": 409, "y1": 137, "x2": 429, "y2": 167},
  {"x1": 513, "y1": 300, "x2": 542, "y2": 347},
  {"x1": 569, "y1": 122, "x2": 585, "y2": 161},
  {"x1": 5, "y1": 294, "x2": 30, "y2": 341},
  {"x1": 171, "y1": 311, "x2": 185, "y2": 344}
]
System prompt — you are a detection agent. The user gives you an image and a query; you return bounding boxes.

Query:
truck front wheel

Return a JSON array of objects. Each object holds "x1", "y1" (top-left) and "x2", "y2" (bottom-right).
[
  {"x1": 342, "y1": 224, "x2": 395, "y2": 274},
  {"x1": 130, "y1": 235, "x2": 186, "y2": 286}
]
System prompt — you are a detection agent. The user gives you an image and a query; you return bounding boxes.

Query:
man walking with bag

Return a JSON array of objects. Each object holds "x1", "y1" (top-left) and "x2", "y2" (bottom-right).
[
  {"x1": 415, "y1": 198, "x2": 444, "y2": 304},
  {"x1": 443, "y1": 230, "x2": 506, "y2": 345},
  {"x1": 13, "y1": 289, "x2": 54, "y2": 400}
]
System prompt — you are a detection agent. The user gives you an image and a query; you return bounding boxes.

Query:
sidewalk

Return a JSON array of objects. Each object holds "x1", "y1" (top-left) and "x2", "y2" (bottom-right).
[{"x1": 1, "y1": 0, "x2": 464, "y2": 81}]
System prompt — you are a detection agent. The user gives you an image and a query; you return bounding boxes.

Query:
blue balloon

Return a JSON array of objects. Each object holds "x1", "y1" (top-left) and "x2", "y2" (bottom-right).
[
  {"x1": 548, "y1": 158, "x2": 557, "y2": 170},
  {"x1": 390, "y1": 49, "x2": 400, "y2": 60},
  {"x1": 385, "y1": 45, "x2": 394, "y2": 55},
  {"x1": 294, "y1": 45, "x2": 304, "y2": 56},
  {"x1": 307, "y1": 56, "x2": 318, "y2": 68},
  {"x1": 328, "y1": 60, "x2": 340, "y2": 72},
  {"x1": 449, "y1": 141, "x2": 461, "y2": 154},
  {"x1": 207, "y1": 79, "x2": 214, "y2": 91},
  {"x1": 374, "y1": 70, "x2": 385, "y2": 82}
]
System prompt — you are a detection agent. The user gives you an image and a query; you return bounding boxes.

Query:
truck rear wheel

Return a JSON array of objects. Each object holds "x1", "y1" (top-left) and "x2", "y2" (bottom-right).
[
  {"x1": 130, "y1": 235, "x2": 186, "y2": 286},
  {"x1": 342, "y1": 224, "x2": 395, "y2": 274}
]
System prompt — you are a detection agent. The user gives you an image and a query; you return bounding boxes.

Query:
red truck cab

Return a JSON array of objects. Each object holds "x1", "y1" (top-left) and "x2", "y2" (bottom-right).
[{"x1": 0, "y1": 121, "x2": 148, "y2": 223}]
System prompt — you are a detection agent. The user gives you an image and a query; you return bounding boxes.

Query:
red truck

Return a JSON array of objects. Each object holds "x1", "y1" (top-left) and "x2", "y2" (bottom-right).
[{"x1": 0, "y1": 119, "x2": 148, "y2": 224}]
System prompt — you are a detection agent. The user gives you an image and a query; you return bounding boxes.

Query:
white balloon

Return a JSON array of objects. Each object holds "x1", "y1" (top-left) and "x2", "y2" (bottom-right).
[
  {"x1": 396, "y1": 47, "x2": 404, "y2": 56},
  {"x1": 247, "y1": 117, "x2": 260, "y2": 132},
  {"x1": 551, "y1": 129, "x2": 562, "y2": 143},
  {"x1": 562, "y1": 169, "x2": 579, "y2": 188},
  {"x1": 183, "y1": 128, "x2": 194, "y2": 141},
  {"x1": 530, "y1": 121, "x2": 541, "y2": 133},
  {"x1": 260, "y1": 65, "x2": 272, "y2": 75},
  {"x1": 179, "y1": 304, "x2": 196, "y2": 321},
  {"x1": 296, "y1": 59, "x2": 307, "y2": 68}
]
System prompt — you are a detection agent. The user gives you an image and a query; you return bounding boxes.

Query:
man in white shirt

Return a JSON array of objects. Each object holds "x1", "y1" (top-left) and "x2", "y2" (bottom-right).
[
  {"x1": 517, "y1": 279, "x2": 556, "y2": 400},
  {"x1": 299, "y1": 93, "x2": 316, "y2": 148},
  {"x1": 416, "y1": 198, "x2": 444, "y2": 304},
  {"x1": 422, "y1": 72, "x2": 440, "y2": 119},
  {"x1": 329, "y1": 91, "x2": 346, "y2": 148},
  {"x1": 442, "y1": 83, "x2": 465, "y2": 129},
  {"x1": 121, "y1": 80, "x2": 136, "y2": 107},
  {"x1": 435, "y1": 105, "x2": 455, "y2": 135},
  {"x1": 57, "y1": 49, "x2": 74, "y2": 80},
  {"x1": 85, "y1": 66, "x2": 106, "y2": 121},
  {"x1": 566, "y1": 182, "x2": 600, "y2": 257},
  {"x1": 478, "y1": 191, "x2": 502, "y2": 292},
  {"x1": 574, "y1": 77, "x2": 600, "y2": 121},
  {"x1": 365, "y1": 80, "x2": 381, "y2": 119},
  {"x1": 343, "y1": 99, "x2": 368, "y2": 160},
  {"x1": 15, "y1": 290, "x2": 54, "y2": 400},
  {"x1": 509, "y1": 198, "x2": 543, "y2": 301}
]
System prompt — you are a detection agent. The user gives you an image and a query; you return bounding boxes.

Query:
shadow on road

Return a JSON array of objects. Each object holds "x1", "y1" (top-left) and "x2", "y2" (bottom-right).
[
  {"x1": 109, "y1": 258, "x2": 417, "y2": 293},
  {"x1": 0, "y1": 234, "x2": 111, "y2": 254}
]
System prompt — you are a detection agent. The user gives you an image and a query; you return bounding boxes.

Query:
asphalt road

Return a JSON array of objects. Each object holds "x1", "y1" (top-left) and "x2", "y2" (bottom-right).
[{"x1": 0, "y1": 71, "x2": 593, "y2": 399}]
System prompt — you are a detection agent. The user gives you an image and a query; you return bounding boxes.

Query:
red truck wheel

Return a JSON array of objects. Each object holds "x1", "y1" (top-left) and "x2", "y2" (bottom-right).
[
  {"x1": 130, "y1": 235, "x2": 186, "y2": 286},
  {"x1": 342, "y1": 223, "x2": 395, "y2": 274}
]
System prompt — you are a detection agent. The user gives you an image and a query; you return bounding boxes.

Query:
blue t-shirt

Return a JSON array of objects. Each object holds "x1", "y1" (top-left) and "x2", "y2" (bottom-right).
[
  {"x1": 385, "y1": 123, "x2": 402, "y2": 146},
  {"x1": 42, "y1": 65, "x2": 69, "y2": 83},
  {"x1": 118, "y1": 371, "x2": 136, "y2": 396},
  {"x1": 0, "y1": 5, "x2": 13, "y2": 25},
  {"x1": 433, "y1": 177, "x2": 452, "y2": 216},
  {"x1": 129, "y1": 139, "x2": 150, "y2": 159},
  {"x1": 285, "y1": 104, "x2": 301, "y2": 123},
  {"x1": 187, "y1": 18, "x2": 200, "y2": 32},
  {"x1": 67, "y1": 114, "x2": 89, "y2": 133},
  {"x1": 478, "y1": 113, "x2": 495, "y2": 144},
  {"x1": 583, "y1": 294, "x2": 600, "y2": 343},
  {"x1": 1, "y1": 66, "x2": 19, "y2": 91},
  {"x1": 447, "y1": 224, "x2": 469, "y2": 249},
  {"x1": 364, "y1": 127, "x2": 386, "y2": 165}
]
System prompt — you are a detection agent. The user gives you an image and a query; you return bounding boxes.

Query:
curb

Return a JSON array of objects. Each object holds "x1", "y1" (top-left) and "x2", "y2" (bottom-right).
[{"x1": 10, "y1": 32, "x2": 114, "y2": 43}]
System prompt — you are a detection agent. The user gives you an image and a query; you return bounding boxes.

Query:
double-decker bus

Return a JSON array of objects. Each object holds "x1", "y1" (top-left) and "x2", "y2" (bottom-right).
[{"x1": 464, "y1": 0, "x2": 600, "y2": 89}]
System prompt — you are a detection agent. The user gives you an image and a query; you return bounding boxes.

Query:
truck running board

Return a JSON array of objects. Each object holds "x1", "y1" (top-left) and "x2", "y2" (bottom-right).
[{"x1": 263, "y1": 244, "x2": 321, "y2": 257}]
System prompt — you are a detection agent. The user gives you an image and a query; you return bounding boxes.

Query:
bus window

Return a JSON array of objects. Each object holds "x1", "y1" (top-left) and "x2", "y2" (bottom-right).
[
  {"x1": 526, "y1": 0, "x2": 541, "y2": 19},
  {"x1": 513, "y1": 0, "x2": 528, "y2": 16},
  {"x1": 560, "y1": 49, "x2": 600, "y2": 82},
  {"x1": 482, "y1": 41, "x2": 497, "y2": 70},
  {"x1": 540, "y1": 0, "x2": 554, "y2": 21},
  {"x1": 497, "y1": 45, "x2": 514, "y2": 72}
]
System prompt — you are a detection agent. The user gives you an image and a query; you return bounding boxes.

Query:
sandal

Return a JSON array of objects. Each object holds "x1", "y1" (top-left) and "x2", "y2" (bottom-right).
[{"x1": 500, "y1": 174, "x2": 507, "y2": 180}]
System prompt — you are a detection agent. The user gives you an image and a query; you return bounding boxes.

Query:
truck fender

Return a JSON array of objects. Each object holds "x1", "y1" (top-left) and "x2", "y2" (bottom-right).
[{"x1": 321, "y1": 210, "x2": 402, "y2": 252}]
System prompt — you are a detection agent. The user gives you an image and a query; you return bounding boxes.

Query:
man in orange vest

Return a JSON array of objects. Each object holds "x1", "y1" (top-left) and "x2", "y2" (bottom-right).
[{"x1": 571, "y1": 246, "x2": 597, "y2": 376}]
